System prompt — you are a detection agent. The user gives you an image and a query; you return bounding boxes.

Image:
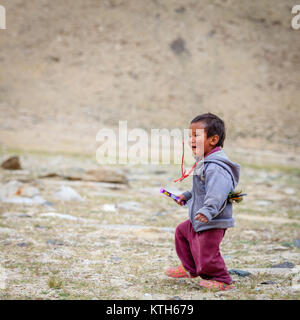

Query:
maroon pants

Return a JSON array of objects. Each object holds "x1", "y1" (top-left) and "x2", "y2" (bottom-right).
[{"x1": 175, "y1": 219, "x2": 232, "y2": 284}]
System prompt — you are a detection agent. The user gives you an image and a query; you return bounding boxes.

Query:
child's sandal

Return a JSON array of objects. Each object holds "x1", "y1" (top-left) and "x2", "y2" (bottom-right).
[
  {"x1": 165, "y1": 265, "x2": 196, "y2": 278},
  {"x1": 199, "y1": 279, "x2": 234, "y2": 291}
]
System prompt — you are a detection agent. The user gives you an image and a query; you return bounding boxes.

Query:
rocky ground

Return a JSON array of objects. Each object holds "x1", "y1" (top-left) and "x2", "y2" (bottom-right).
[{"x1": 0, "y1": 149, "x2": 299, "y2": 300}]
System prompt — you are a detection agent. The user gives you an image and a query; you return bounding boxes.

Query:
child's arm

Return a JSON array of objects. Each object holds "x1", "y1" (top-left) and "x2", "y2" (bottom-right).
[
  {"x1": 175, "y1": 190, "x2": 192, "y2": 206},
  {"x1": 195, "y1": 164, "x2": 233, "y2": 222},
  {"x1": 174, "y1": 194, "x2": 187, "y2": 206},
  {"x1": 182, "y1": 190, "x2": 192, "y2": 201}
]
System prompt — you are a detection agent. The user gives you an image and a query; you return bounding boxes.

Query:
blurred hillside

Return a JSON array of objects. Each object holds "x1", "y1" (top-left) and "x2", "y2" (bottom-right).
[{"x1": 0, "y1": 0, "x2": 299, "y2": 156}]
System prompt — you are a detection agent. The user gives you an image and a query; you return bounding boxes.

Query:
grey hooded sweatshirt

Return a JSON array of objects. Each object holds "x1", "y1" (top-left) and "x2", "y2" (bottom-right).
[{"x1": 182, "y1": 148, "x2": 240, "y2": 233}]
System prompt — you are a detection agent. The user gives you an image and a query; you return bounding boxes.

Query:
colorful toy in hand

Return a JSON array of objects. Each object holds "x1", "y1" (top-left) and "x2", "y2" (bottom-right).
[
  {"x1": 160, "y1": 187, "x2": 247, "y2": 205},
  {"x1": 160, "y1": 188, "x2": 186, "y2": 205},
  {"x1": 227, "y1": 189, "x2": 247, "y2": 203}
]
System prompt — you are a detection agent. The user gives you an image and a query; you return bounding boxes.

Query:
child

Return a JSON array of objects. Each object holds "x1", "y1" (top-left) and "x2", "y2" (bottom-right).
[{"x1": 165, "y1": 113, "x2": 240, "y2": 291}]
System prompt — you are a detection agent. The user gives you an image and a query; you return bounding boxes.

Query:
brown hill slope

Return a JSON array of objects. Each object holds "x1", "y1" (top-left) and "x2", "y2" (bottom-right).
[{"x1": 0, "y1": 0, "x2": 299, "y2": 155}]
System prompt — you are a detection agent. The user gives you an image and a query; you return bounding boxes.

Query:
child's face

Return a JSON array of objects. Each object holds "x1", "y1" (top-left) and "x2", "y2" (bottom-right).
[{"x1": 188, "y1": 121, "x2": 219, "y2": 157}]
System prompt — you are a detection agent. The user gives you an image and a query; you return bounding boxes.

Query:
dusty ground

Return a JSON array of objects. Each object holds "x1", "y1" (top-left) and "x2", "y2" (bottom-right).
[{"x1": 0, "y1": 148, "x2": 299, "y2": 300}]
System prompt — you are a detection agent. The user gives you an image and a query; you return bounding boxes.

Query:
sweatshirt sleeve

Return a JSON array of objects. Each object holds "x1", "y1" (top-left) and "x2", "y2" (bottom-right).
[
  {"x1": 182, "y1": 190, "x2": 192, "y2": 201},
  {"x1": 196, "y1": 164, "x2": 233, "y2": 221}
]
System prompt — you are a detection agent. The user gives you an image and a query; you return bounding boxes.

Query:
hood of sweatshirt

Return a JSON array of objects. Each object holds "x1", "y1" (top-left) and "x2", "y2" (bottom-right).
[{"x1": 195, "y1": 149, "x2": 240, "y2": 188}]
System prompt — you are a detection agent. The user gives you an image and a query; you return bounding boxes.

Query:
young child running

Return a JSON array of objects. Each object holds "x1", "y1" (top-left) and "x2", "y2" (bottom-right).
[{"x1": 165, "y1": 113, "x2": 241, "y2": 291}]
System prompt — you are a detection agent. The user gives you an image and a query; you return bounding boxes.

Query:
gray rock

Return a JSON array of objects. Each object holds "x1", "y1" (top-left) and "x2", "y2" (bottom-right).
[
  {"x1": 102, "y1": 204, "x2": 116, "y2": 212},
  {"x1": 153, "y1": 170, "x2": 167, "y2": 175},
  {"x1": 256, "y1": 200, "x2": 272, "y2": 207},
  {"x1": 118, "y1": 201, "x2": 140, "y2": 211},
  {"x1": 175, "y1": 6, "x2": 185, "y2": 14},
  {"x1": 17, "y1": 242, "x2": 29, "y2": 247},
  {"x1": 41, "y1": 212, "x2": 84, "y2": 221},
  {"x1": 0, "y1": 180, "x2": 23, "y2": 198},
  {"x1": 228, "y1": 269, "x2": 252, "y2": 277},
  {"x1": 284, "y1": 188, "x2": 295, "y2": 195},
  {"x1": 271, "y1": 262, "x2": 295, "y2": 268},
  {"x1": 170, "y1": 37, "x2": 186, "y2": 55},
  {"x1": 2, "y1": 195, "x2": 47, "y2": 205},
  {"x1": 19, "y1": 186, "x2": 40, "y2": 197},
  {"x1": 17, "y1": 214, "x2": 32, "y2": 218},
  {"x1": 110, "y1": 256, "x2": 121, "y2": 262},
  {"x1": 261, "y1": 280, "x2": 276, "y2": 285},
  {"x1": 170, "y1": 296, "x2": 183, "y2": 300},
  {"x1": 46, "y1": 239, "x2": 64, "y2": 246},
  {"x1": 42, "y1": 201, "x2": 54, "y2": 207},
  {"x1": 53, "y1": 185, "x2": 83, "y2": 202},
  {"x1": 0, "y1": 181, "x2": 47, "y2": 205},
  {"x1": 85, "y1": 168, "x2": 128, "y2": 184},
  {"x1": 293, "y1": 239, "x2": 300, "y2": 248},
  {"x1": 35, "y1": 224, "x2": 47, "y2": 229},
  {"x1": 144, "y1": 293, "x2": 152, "y2": 300}
]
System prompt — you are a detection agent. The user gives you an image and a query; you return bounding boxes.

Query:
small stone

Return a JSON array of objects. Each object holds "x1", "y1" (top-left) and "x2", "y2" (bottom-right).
[
  {"x1": 110, "y1": 256, "x2": 121, "y2": 262},
  {"x1": 18, "y1": 186, "x2": 40, "y2": 197},
  {"x1": 256, "y1": 200, "x2": 271, "y2": 207},
  {"x1": 35, "y1": 224, "x2": 47, "y2": 229},
  {"x1": 1, "y1": 156, "x2": 22, "y2": 170},
  {"x1": 17, "y1": 242, "x2": 29, "y2": 247},
  {"x1": 46, "y1": 239, "x2": 64, "y2": 246},
  {"x1": 175, "y1": 6, "x2": 185, "y2": 14},
  {"x1": 53, "y1": 185, "x2": 83, "y2": 202},
  {"x1": 144, "y1": 293, "x2": 152, "y2": 300},
  {"x1": 41, "y1": 212, "x2": 83, "y2": 221},
  {"x1": 153, "y1": 170, "x2": 167, "y2": 175},
  {"x1": 271, "y1": 262, "x2": 295, "y2": 269},
  {"x1": 170, "y1": 37, "x2": 186, "y2": 55},
  {"x1": 170, "y1": 296, "x2": 183, "y2": 300},
  {"x1": 102, "y1": 204, "x2": 116, "y2": 212},
  {"x1": 261, "y1": 280, "x2": 276, "y2": 285},
  {"x1": 284, "y1": 188, "x2": 295, "y2": 195},
  {"x1": 42, "y1": 201, "x2": 54, "y2": 207},
  {"x1": 228, "y1": 269, "x2": 252, "y2": 277},
  {"x1": 273, "y1": 246, "x2": 290, "y2": 251},
  {"x1": 118, "y1": 201, "x2": 140, "y2": 211},
  {"x1": 17, "y1": 214, "x2": 32, "y2": 218}
]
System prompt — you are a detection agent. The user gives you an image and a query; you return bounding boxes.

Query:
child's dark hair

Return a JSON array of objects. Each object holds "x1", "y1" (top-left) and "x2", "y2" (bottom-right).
[{"x1": 191, "y1": 113, "x2": 226, "y2": 147}]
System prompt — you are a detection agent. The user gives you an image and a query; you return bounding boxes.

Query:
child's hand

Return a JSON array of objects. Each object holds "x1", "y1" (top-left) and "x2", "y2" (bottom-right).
[
  {"x1": 195, "y1": 213, "x2": 208, "y2": 223},
  {"x1": 174, "y1": 194, "x2": 187, "y2": 206}
]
